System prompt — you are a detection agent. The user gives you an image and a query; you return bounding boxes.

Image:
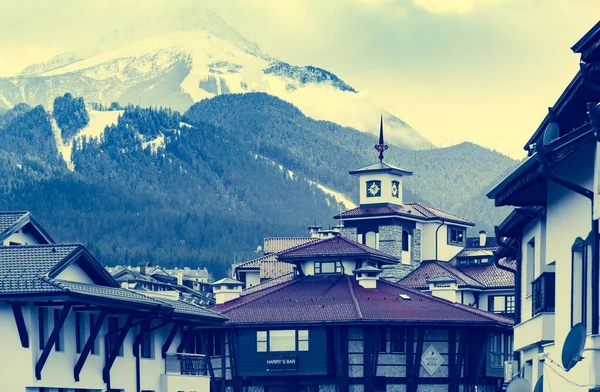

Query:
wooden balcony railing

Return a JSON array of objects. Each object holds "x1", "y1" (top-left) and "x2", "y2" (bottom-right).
[
  {"x1": 165, "y1": 353, "x2": 208, "y2": 376},
  {"x1": 532, "y1": 272, "x2": 555, "y2": 316}
]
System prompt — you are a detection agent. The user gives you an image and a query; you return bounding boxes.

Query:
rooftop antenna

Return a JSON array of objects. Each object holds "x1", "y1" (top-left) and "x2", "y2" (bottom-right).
[{"x1": 374, "y1": 114, "x2": 388, "y2": 162}]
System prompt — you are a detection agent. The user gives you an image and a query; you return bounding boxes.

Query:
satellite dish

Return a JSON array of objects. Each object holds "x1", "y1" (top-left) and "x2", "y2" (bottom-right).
[
  {"x1": 561, "y1": 323, "x2": 586, "y2": 371},
  {"x1": 506, "y1": 378, "x2": 530, "y2": 392},
  {"x1": 533, "y1": 376, "x2": 543, "y2": 392}
]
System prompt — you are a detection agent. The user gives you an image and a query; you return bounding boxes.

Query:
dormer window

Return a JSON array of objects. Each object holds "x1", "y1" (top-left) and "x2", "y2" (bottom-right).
[
  {"x1": 366, "y1": 180, "x2": 381, "y2": 198},
  {"x1": 447, "y1": 226, "x2": 465, "y2": 246},
  {"x1": 314, "y1": 261, "x2": 342, "y2": 274}
]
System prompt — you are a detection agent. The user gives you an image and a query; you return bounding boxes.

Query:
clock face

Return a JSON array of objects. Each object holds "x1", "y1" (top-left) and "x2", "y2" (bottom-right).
[
  {"x1": 366, "y1": 180, "x2": 381, "y2": 197},
  {"x1": 391, "y1": 181, "x2": 399, "y2": 198}
]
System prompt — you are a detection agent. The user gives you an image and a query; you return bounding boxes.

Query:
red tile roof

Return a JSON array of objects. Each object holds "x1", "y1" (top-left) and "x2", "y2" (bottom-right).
[
  {"x1": 264, "y1": 237, "x2": 314, "y2": 254},
  {"x1": 399, "y1": 260, "x2": 484, "y2": 289},
  {"x1": 399, "y1": 259, "x2": 515, "y2": 290},
  {"x1": 210, "y1": 274, "x2": 512, "y2": 327},
  {"x1": 277, "y1": 236, "x2": 399, "y2": 264},
  {"x1": 334, "y1": 202, "x2": 474, "y2": 226}
]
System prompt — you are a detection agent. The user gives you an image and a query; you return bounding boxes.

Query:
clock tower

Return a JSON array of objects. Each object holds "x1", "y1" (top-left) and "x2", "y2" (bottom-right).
[{"x1": 350, "y1": 116, "x2": 412, "y2": 206}]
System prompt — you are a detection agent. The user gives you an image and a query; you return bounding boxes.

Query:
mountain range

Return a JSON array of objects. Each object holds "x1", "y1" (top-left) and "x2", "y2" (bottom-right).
[
  {"x1": 0, "y1": 93, "x2": 517, "y2": 277},
  {"x1": 0, "y1": 8, "x2": 431, "y2": 150}
]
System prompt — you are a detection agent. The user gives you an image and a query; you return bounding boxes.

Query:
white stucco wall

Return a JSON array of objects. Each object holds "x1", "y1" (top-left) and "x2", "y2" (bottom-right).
[
  {"x1": 420, "y1": 222, "x2": 466, "y2": 261},
  {"x1": 358, "y1": 172, "x2": 405, "y2": 205},
  {"x1": 55, "y1": 262, "x2": 95, "y2": 284},
  {"x1": 0, "y1": 302, "x2": 210, "y2": 392},
  {"x1": 3, "y1": 231, "x2": 40, "y2": 246},
  {"x1": 539, "y1": 142, "x2": 594, "y2": 392}
]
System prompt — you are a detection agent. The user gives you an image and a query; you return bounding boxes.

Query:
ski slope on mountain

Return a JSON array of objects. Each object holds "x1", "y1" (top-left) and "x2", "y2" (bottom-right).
[{"x1": 0, "y1": 9, "x2": 431, "y2": 150}]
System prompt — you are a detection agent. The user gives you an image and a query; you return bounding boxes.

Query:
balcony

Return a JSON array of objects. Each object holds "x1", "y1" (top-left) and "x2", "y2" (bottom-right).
[
  {"x1": 160, "y1": 354, "x2": 210, "y2": 392},
  {"x1": 532, "y1": 272, "x2": 555, "y2": 316}
]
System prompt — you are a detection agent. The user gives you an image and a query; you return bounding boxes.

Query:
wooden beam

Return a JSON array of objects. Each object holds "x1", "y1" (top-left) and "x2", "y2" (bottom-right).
[
  {"x1": 448, "y1": 328, "x2": 457, "y2": 392},
  {"x1": 176, "y1": 325, "x2": 194, "y2": 353},
  {"x1": 405, "y1": 328, "x2": 415, "y2": 392},
  {"x1": 35, "y1": 304, "x2": 71, "y2": 380},
  {"x1": 74, "y1": 310, "x2": 106, "y2": 382},
  {"x1": 11, "y1": 303, "x2": 29, "y2": 348},
  {"x1": 133, "y1": 320, "x2": 170, "y2": 356},
  {"x1": 102, "y1": 314, "x2": 134, "y2": 383},
  {"x1": 162, "y1": 323, "x2": 180, "y2": 358}
]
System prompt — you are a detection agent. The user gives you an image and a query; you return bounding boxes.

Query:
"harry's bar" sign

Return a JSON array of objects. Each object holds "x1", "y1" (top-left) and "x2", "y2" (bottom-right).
[{"x1": 266, "y1": 355, "x2": 298, "y2": 371}]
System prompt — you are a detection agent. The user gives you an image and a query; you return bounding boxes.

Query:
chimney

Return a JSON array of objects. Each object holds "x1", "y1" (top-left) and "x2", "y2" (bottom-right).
[
  {"x1": 308, "y1": 225, "x2": 322, "y2": 238},
  {"x1": 332, "y1": 224, "x2": 344, "y2": 233},
  {"x1": 426, "y1": 277, "x2": 458, "y2": 303},
  {"x1": 177, "y1": 270, "x2": 184, "y2": 286},
  {"x1": 479, "y1": 230, "x2": 487, "y2": 247},
  {"x1": 353, "y1": 265, "x2": 383, "y2": 289},
  {"x1": 212, "y1": 278, "x2": 244, "y2": 304}
]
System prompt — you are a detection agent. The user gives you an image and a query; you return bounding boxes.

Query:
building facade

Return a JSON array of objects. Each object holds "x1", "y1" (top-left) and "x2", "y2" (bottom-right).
[
  {"x1": 0, "y1": 212, "x2": 226, "y2": 392},
  {"x1": 206, "y1": 235, "x2": 513, "y2": 392},
  {"x1": 487, "y1": 22, "x2": 600, "y2": 392}
]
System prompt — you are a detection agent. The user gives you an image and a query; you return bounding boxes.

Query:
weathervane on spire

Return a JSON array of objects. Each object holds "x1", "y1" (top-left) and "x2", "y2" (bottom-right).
[{"x1": 374, "y1": 115, "x2": 388, "y2": 162}]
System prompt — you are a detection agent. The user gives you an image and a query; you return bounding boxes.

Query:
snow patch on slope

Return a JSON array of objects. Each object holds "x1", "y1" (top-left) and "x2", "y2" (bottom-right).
[
  {"x1": 53, "y1": 109, "x2": 121, "y2": 170},
  {"x1": 253, "y1": 153, "x2": 355, "y2": 210},
  {"x1": 141, "y1": 134, "x2": 165, "y2": 153}
]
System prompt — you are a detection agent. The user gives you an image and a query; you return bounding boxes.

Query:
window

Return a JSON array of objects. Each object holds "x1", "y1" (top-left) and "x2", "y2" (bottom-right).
[
  {"x1": 270, "y1": 330, "x2": 296, "y2": 351},
  {"x1": 526, "y1": 238, "x2": 535, "y2": 296},
  {"x1": 391, "y1": 180, "x2": 400, "y2": 198},
  {"x1": 378, "y1": 328, "x2": 405, "y2": 353},
  {"x1": 488, "y1": 296, "x2": 515, "y2": 314},
  {"x1": 38, "y1": 308, "x2": 47, "y2": 349},
  {"x1": 75, "y1": 312, "x2": 85, "y2": 353},
  {"x1": 490, "y1": 333, "x2": 505, "y2": 367},
  {"x1": 9, "y1": 241, "x2": 21, "y2": 246},
  {"x1": 107, "y1": 317, "x2": 123, "y2": 357},
  {"x1": 53, "y1": 309, "x2": 64, "y2": 352},
  {"x1": 447, "y1": 226, "x2": 465, "y2": 246},
  {"x1": 257, "y1": 331, "x2": 267, "y2": 352},
  {"x1": 256, "y1": 330, "x2": 309, "y2": 352},
  {"x1": 314, "y1": 261, "x2": 342, "y2": 274},
  {"x1": 140, "y1": 321, "x2": 153, "y2": 358},
  {"x1": 298, "y1": 330, "x2": 309, "y2": 351},
  {"x1": 365, "y1": 231, "x2": 377, "y2": 249},
  {"x1": 402, "y1": 230, "x2": 409, "y2": 252},
  {"x1": 458, "y1": 259, "x2": 468, "y2": 265},
  {"x1": 571, "y1": 237, "x2": 587, "y2": 327},
  {"x1": 90, "y1": 314, "x2": 99, "y2": 354}
]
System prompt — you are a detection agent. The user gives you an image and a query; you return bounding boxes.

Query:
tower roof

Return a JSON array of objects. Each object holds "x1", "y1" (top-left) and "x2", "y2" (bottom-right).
[{"x1": 349, "y1": 161, "x2": 413, "y2": 176}]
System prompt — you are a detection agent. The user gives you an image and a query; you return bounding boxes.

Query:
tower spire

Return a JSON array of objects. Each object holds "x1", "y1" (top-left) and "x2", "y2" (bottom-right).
[{"x1": 374, "y1": 114, "x2": 388, "y2": 162}]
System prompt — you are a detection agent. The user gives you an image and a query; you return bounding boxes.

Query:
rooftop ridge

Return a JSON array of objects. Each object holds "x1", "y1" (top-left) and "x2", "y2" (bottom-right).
[
  {"x1": 0, "y1": 243, "x2": 83, "y2": 250},
  {"x1": 435, "y1": 260, "x2": 485, "y2": 287},
  {"x1": 346, "y1": 275, "x2": 363, "y2": 319},
  {"x1": 237, "y1": 238, "x2": 321, "y2": 268}
]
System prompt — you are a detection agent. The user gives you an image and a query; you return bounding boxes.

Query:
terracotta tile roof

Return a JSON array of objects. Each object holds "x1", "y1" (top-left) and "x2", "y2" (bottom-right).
[
  {"x1": 400, "y1": 259, "x2": 515, "y2": 290},
  {"x1": 277, "y1": 236, "x2": 399, "y2": 264},
  {"x1": 242, "y1": 272, "x2": 295, "y2": 295},
  {"x1": 0, "y1": 244, "x2": 81, "y2": 294},
  {"x1": 236, "y1": 238, "x2": 321, "y2": 279},
  {"x1": 399, "y1": 260, "x2": 484, "y2": 289},
  {"x1": 210, "y1": 274, "x2": 512, "y2": 327},
  {"x1": 0, "y1": 244, "x2": 225, "y2": 320},
  {"x1": 334, "y1": 202, "x2": 474, "y2": 226},
  {"x1": 0, "y1": 211, "x2": 28, "y2": 234},
  {"x1": 264, "y1": 237, "x2": 314, "y2": 254}
]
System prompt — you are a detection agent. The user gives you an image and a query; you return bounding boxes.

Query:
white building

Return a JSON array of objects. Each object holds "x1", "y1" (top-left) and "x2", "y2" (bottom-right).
[
  {"x1": 0, "y1": 212, "x2": 226, "y2": 392},
  {"x1": 487, "y1": 21, "x2": 600, "y2": 392}
]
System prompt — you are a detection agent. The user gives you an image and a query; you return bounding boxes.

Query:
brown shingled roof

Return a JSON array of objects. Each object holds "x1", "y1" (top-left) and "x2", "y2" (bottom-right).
[{"x1": 210, "y1": 274, "x2": 512, "y2": 327}]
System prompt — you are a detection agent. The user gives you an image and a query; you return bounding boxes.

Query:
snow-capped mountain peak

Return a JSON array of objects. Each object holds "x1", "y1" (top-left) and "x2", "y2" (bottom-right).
[{"x1": 1, "y1": 8, "x2": 432, "y2": 150}]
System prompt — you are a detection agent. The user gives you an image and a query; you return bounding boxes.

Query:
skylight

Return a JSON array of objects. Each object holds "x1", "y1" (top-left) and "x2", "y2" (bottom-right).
[{"x1": 399, "y1": 294, "x2": 411, "y2": 300}]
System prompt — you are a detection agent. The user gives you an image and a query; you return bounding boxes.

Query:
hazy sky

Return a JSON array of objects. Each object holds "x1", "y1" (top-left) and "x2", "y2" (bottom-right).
[{"x1": 0, "y1": 0, "x2": 599, "y2": 158}]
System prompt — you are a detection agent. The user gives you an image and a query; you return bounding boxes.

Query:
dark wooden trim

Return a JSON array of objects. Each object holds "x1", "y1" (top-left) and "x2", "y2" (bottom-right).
[
  {"x1": 593, "y1": 219, "x2": 599, "y2": 334},
  {"x1": 74, "y1": 310, "x2": 106, "y2": 381},
  {"x1": 176, "y1": 325, "x2": 194, "y2": 353},
  {"x1": 201, "y1": 333, "x2": 216, "y2": 383},
  {"x1": 133, "y1": 320, "x2": 170, "y2": 356},
  {"x1": 36, "y1": 304, "x2": 71, "y2": 380},
  {"x1": 221, "y1": 332, "x2": 227, "y2": 392},
  {"x1": 11, "y1": 303, "x2": 29, "y2": 348},
  {"x1": 448, "y1": 328, "x2": 458, "y2": 392},
  {"x1": 102, "y1": 314, "x2": 134, "y2": 383},
  {"x1": 162, "y1": 323, "x2": 180, "y2": 358}
]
